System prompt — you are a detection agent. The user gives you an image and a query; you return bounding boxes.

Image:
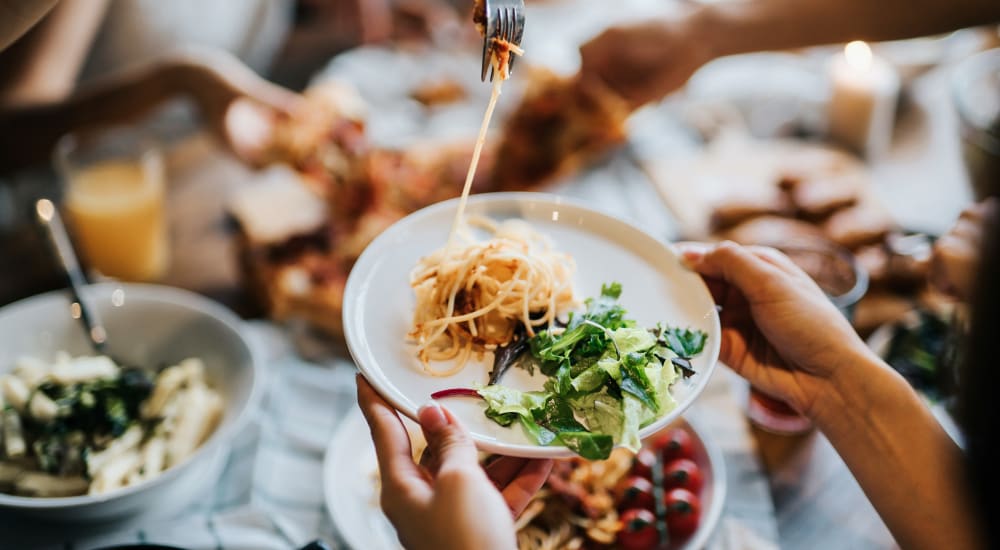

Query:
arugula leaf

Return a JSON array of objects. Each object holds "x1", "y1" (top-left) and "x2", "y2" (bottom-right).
[
  {"x1": 670, "y1": 356, "x2": 697, "y2": 378},
  {"x1": 580, "y1": 285, "x2": 627, "y2": 331},
  {"x1": 601, "y1": 282, "x2": 622, "y2": 299},
  {"x1": 557, "y1": 432, "x2": 614, "y2": 460},
  {"x1": 661, "y1": 326, "x2": 708, "y2": 358},
  {"x1": 619, "y1": 352, "x2": 658, "y2": 411},
  {"x1": 543, "y1": 361, "x2": 575, "y2": 396},
  {"x1": 620, "y1": 370, "x2": 656, "y2": 412},
  {"x1": 534, "y1": 396, "x2": 586, "y2": 433},
  {"x1": 485, "y1": 409, "x2": 518, "y2": 427},
  {"x1": 531, "y1": 325, "x2": 595, "y2": 364},
  {"x1": 573, "y1": 332, "x2": 609, "y2": 358}
]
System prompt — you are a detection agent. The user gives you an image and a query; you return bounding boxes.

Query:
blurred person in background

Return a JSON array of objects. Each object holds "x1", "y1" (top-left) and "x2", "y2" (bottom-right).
[
  {"x1": 0, "y1": 0, "x2": 425, "y2": 305},
  {"x1": 360, "y1": 2, "x2": 1000, "y2": 550},
  {"x1": 579, "y1": 0, "x2": 1000, "y2": 110},
  {"x1": 0, "y1": 0, "x2": 403, "y2": 174}
]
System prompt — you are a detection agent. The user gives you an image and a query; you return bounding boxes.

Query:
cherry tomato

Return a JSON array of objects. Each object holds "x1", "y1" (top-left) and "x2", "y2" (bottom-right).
[
  {"x1": 618, "y1": 508, "x2": 659, "y2": 550},
  {"x1": 664, "y1": 488, "x2": 702, "y2": 539},
  {"x1": 614, "y1": 476, "x2": 656, "y2": 511},
  {"x1": 662, "y1": 458, "x2": 704, "y2": 494},
  {"x1": 652, "y1": 428, "x2": 694, "y2": 463},
  {"x1": 629, "y1": 448, "x2": 657, "y2": 480}
]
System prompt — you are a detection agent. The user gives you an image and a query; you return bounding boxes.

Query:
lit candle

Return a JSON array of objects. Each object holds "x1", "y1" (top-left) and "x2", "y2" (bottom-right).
[{"x1": 827, "y1": 41, "x2": 901, "y2": 158}]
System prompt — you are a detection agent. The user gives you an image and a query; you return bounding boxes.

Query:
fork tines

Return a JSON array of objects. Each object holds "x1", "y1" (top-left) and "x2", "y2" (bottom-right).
[{"x1": 481, "y1": 0, "x2": 526, "y2": 82}]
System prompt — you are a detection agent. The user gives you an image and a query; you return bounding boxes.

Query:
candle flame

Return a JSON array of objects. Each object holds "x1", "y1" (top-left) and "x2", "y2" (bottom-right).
[{"x1": 845, "y1": 41, "x2": 873, "y2": 71}]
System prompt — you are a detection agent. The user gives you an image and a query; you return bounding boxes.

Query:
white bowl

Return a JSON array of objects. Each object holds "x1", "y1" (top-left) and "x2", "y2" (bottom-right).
[
  {"x1": 343, "y1": 192, "x2": 721, "y2": 458},
  {"x1": 0, "y1": 283, "x2": 262, "y2": 522}
]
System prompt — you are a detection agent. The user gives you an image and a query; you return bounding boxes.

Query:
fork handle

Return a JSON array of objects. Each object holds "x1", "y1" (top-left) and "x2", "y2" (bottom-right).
[{"x1": 35, "y1": 199, "x2": 108, "y2": 352}]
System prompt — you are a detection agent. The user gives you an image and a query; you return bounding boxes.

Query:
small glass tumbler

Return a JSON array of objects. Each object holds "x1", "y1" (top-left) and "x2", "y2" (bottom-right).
[{"x1": 54, "y1": 128, "x2": 169, "y2": 282}]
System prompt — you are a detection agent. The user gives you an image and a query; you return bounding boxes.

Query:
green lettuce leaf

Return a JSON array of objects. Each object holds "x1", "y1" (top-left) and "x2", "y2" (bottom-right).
[
  {"x1": 645, "y1": 363, "x2": 678, "y2": 416},
  {"x1": 571, "y1": 392, "x2": 624, "y2": 441},
  {"x1": 620, "y1": 394, "x2": 646, "y2": 452},
  {"x1": 570, "y1": 364, "x2": 607, "y2": 393},
  {"x1": 557, "y1": 432, "x2": 614, "y2": 460},
  {"x1": 518, "y1": 415, "x2": 557, "y2": 446},
  {"x1": 533, "y1": 396, "x2": 586, "y2": 433},
  {"x1": 477, "y1": 385, "x2": 548, "y2": 418},
  {"x1": 611, "y1": 327, "x2": 657, "y2": 355}
]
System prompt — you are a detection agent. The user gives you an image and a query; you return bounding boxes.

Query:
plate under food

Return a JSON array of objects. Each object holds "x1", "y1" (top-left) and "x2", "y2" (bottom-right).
[
  {"x1": 343, "y1": 192, "x2": 721, "y2": 458},
  {"x1": 322, "y1": 409, "x2": 727, "y2": 550}
]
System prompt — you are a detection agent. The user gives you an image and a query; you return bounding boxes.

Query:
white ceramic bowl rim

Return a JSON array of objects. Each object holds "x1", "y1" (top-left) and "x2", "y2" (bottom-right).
[{"x1": 0, "y1": 283, "x2": 263, "y2": 509}]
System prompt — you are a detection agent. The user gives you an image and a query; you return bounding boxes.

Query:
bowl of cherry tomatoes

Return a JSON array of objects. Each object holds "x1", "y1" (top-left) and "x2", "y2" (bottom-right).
[{"x1": 610, "y1": 418, "x2": 726, "y2": 549}]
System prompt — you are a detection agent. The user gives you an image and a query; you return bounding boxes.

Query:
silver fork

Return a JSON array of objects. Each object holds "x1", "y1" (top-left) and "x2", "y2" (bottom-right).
[{"x1": 481, "y1": 0, "x2": 526, "y2": 82}]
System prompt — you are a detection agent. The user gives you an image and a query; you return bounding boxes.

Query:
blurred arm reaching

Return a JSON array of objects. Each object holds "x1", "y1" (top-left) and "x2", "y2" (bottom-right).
[
  {"x1": 0, "y1": 49, "x2": 301, "y2": 175},
  {"x1": 581, "y1": 0, "x2": 1000, "y2": 108}
]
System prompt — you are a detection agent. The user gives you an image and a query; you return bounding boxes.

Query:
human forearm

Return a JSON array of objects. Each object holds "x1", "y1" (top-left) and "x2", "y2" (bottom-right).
[
  {"x1": 0, "y1": 0, "x2": 109, "y2": 104},
  {"x1": 815, "y1": 353, "x2": 983, "y2": 550},
  {"x1": 0, "y1": 51, "x2": 298, "y2": 175},
  {"x1": 693, "y1": 0, "x2": 1000, "y2": 60}
]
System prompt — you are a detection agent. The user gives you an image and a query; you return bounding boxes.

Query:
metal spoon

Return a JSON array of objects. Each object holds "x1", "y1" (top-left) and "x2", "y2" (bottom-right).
[{"x1": 35, "y1": 198, "x2": 108, "y2": 355}]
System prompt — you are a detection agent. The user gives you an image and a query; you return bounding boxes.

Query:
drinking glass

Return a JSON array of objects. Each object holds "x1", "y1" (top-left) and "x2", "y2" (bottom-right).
[{"x1": 54, "y1": 128, "x2": 169, "y2": 282}]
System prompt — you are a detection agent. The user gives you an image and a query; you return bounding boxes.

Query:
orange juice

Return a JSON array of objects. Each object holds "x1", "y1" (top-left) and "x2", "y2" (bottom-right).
[{"x1": 64, "y1": 157, "x2": 168, "y2": 281}]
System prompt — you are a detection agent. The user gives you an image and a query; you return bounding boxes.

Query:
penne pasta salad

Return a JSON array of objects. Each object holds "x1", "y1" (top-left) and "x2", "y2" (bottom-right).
[{"x1": 0, "y1": 353, "x2": 223, "y2": 498}]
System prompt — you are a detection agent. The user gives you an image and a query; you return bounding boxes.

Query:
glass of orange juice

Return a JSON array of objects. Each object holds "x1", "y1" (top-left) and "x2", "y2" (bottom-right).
[{"x1": 54, "y1": 129, "x2": 168, "y2": 282}]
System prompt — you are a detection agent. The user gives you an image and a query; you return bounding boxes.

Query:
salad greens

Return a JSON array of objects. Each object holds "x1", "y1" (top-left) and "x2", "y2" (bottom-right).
[{"x1": 467, "y1": 283, "x2": 708, "y2": 460}]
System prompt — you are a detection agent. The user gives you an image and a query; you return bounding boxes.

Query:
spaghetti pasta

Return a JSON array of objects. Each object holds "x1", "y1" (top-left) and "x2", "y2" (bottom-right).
[
  {"x1": 408, "y1": 39, "x2": 576, "y2": 375},
  {"x1": 409, "y1": 217, "x2": 576, "y2": 375}
]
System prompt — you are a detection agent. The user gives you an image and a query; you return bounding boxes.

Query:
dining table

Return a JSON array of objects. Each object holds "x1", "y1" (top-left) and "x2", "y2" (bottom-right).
[
  {"x1": 84, "y1": 48, "x2": 964, "y2": 550},
  {"x1": 173, "y1": 42, "x2": 973, "y2": 550},
  {"x1": 0, "y1": 1, "x2": 987, "y2": 547}
]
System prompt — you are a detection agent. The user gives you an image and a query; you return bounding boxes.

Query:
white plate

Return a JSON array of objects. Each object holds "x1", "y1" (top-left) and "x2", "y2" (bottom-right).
[
  {"x1": 343, "y1": 192, "x2": 721, "y2": 458},
  {"x1": 323, "y1": 409, "x2": 728, "y2": 550}
]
